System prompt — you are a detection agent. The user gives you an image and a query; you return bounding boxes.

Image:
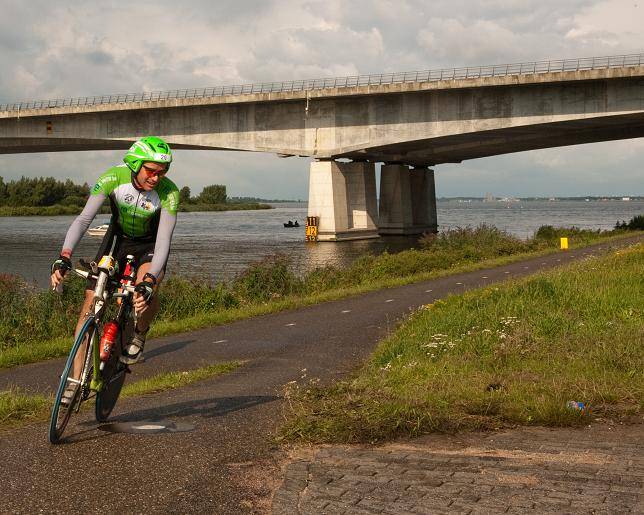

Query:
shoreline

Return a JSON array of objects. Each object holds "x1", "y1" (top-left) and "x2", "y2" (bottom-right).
[
  {"x1": 1, "y1": 229, "x2": 641, "y2": 370},
  {"x1": 0, "y1": 202, "x2": 272, "y2": 217}
]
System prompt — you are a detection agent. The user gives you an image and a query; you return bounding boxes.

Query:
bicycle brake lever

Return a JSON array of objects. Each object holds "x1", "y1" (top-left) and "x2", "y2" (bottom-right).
[{"x1": 78, "y1": 259, "x2": 92, "y2": 271}]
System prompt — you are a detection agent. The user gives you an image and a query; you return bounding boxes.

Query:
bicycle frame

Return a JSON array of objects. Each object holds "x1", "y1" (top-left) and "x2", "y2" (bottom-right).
[{"x1": 70, "y1": 242, "x2": 137, "y2": 395}]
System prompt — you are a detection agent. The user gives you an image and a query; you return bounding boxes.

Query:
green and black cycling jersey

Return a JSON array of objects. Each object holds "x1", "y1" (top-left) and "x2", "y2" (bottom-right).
[
  {"x1": 61, "y1": 164, "x2": 179, "y2": 278},
  {"x1": 91, "y1": 165, "x2": 179, "y2": 239}
]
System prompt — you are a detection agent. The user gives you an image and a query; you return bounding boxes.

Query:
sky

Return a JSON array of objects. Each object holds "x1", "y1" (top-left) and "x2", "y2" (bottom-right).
[{"x1": 0, "y1": 0, "x2": 642, "y2": 198}]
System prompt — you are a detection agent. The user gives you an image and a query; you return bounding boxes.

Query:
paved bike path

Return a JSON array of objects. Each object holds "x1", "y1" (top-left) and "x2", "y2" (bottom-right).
[
  {"x1": 3, "y1": 236, "x2": 640, "y2": 395},
  {"x1": 0, "y1": 236, "x2": 641, "y2": 513}
]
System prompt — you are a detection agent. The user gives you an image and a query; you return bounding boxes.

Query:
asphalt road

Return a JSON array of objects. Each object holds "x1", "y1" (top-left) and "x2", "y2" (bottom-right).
[{"x1": 0, "y1": 235, "x2": 641, "y2": 513}]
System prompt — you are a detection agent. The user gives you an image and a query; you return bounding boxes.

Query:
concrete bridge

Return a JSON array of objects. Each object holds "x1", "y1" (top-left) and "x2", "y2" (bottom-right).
[{"x1": 1, "y1": 54, "x2": 643, "y2": 240}]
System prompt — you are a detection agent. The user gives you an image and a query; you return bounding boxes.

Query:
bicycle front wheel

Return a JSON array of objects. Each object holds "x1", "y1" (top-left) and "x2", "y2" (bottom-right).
[
  {"x1": 95, "y1": 325, "x2": 129, "y2": 422},
  {"x1": 48, "y1": 317, "x2": 97, "y2": 444}
]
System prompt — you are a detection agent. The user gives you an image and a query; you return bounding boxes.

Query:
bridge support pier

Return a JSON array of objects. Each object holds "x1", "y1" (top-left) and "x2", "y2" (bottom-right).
[
  {"x1": 411, "y1": 166, "x2": 438, "y2": 234},
  {"x1": 378, "y1": 164, "x2": 437, "y2": 235},
  {"x1": 307, "y1": 160, "x2": 379, "y2": 241}
]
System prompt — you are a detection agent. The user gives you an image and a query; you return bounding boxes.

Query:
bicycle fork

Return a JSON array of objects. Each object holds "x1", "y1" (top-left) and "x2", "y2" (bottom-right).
[{"x1": 90, "y1": 332, "x2": 103, "y2": 393}]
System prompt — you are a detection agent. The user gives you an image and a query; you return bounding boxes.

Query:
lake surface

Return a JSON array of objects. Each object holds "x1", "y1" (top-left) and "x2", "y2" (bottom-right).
[{"x1": 0, "y1": 200, "x2": 641, "y2": 288}]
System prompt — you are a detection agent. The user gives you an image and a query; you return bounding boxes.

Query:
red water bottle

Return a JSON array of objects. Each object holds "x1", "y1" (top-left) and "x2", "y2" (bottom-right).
[
  {"x1": 120, "y1": 255, "x2": 135, "y2": 287},
  {"x1": 117, "y1": 255, "x2": 135, "y2": 306},
  {"x1": 100, "y1": 321, "x2": 119, "y2": 361}
]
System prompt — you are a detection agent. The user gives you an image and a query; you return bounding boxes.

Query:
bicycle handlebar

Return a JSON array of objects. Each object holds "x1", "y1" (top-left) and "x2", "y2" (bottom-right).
[{"x1": 67, "y1": 267, "x2": 137, "y2": 294}]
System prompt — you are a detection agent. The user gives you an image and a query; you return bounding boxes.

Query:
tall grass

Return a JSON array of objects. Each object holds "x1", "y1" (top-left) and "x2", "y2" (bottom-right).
[
  {"x1": 1, "y1": 223, "x2": 639, "y2": 367},
  {"x1": 0, "y1": 362, "x2": 241, "y2": 427},
  {"x1": 281, "y1": 244, "x2": 644, "y2": 443}
]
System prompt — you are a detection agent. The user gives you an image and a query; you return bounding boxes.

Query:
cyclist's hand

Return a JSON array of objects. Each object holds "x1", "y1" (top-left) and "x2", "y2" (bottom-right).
[
  {"x1": 134, "y1": 280, "x2": 154, "y2": 313},
  {"x1": 50, "y1": 255, "x2": 72, "y2": 289}
]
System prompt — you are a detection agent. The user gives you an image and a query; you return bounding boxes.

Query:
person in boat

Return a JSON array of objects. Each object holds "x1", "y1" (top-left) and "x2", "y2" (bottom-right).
[{"x1": 50, "y1": 136, "x2": 180, "y2": 369}]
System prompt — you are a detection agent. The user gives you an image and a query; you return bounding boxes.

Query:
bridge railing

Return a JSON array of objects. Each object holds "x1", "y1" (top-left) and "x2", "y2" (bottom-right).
[{"x1": 1, "y1": 53, "x2": 642, "y2": 113}]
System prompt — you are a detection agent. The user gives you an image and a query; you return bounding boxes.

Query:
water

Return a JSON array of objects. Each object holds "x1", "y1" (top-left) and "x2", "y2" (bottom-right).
[{"x1": 0, "y1": 200, "x2": 641, "y2": 288}]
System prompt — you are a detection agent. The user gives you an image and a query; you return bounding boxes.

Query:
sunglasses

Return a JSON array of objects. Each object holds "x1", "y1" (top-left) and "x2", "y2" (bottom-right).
[{"x1": 141, "y1": 164, "x2": 168, "y2": 177}]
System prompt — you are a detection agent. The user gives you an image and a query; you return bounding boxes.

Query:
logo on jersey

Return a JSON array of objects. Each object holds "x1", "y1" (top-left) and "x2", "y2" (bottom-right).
[
  {"x1": 124, "y1": 194, "x2": 135, "y2": 203},
  {"x1": 140, "y1": 198, "x2": 153, "y2": 211}
]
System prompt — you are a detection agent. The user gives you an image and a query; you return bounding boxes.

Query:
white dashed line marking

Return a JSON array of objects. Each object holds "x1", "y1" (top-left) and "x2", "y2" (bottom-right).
[
  {"x1": 557, "y1": 259, "x2": 561, "y2": 262},
  {"x1": 341, "y1": 310, "x2": 351, "y2": 313},
  {"x1": 456, "y1": 282, "x2": 463, "y2": 285},
  {"x1": 385, "y1": 299, "x2": 394, "y2": 303},
  {"x1": 286, "y1": 323, "x2": 296, "y2": 327},
  {"x1": 213, "y1": 339, "x2": 228, "y2": 344},
  {"x1": 425, "y1": 289, "x2": 433, "y2": 293},
  {"x1": 504, "y1": 271, "x2": 510, "y2": 274},
  {"x1": 523, "y1": 266, "x2": 529, "y2": 269},
  {"x1": 482, "y1": 276, "x2": 488, "y2": 279}
]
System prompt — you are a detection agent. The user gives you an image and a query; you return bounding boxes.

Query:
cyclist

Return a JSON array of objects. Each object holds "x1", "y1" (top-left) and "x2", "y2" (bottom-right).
[{"x1": 50, "y1": 136, "x2": 180, "y2": 377}]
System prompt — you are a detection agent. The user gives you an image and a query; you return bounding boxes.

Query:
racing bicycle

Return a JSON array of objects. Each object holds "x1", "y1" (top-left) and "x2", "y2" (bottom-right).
[{"x1": 49, "y1": 242, "x2": 138, "y2": 444}]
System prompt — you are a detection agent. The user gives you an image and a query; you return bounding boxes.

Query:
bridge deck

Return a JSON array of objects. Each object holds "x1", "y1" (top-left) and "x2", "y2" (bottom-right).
[{"x1": 1, "y1": 53, "x2": 642, "y2": 118}]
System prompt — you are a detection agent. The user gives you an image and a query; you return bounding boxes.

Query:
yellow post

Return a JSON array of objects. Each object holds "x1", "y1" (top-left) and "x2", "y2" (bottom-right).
[
  {"x1": 306, "y1": 216, "x2": 319, "y2": 242},
  {"x1": 560, "y1": 237, "x2": 568, "y2": 250}
]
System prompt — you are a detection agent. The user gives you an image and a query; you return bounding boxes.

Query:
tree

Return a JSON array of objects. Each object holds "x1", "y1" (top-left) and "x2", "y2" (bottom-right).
[
  {"x1": 0, "y1": 176, "x2": 87, "y2": 207},
  {"x1": 198, "y1": 184, "x2": 227, "y2": 204},
  {"x1": 179, "y1": 186, "x2": 192, "y2": 204}
]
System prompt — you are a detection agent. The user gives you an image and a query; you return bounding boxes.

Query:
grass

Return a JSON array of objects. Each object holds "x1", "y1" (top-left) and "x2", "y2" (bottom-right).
[
  {"x1": 179, "y1": 202, "x2": 271, "y2": 212},
  {"x1": 0, "y1": 389, "x2": 50, "y2": 426},
  {"x1": 1, "y1": 224, "x2": 641, "y2": 369},
  {"x1": 0, "y1": 361, "x2": 241, "y2": 428},
  {"x1": 120, "y1": 361, "x2": 241, "y2": 397},
  {"x1": 280, "y1": 243, "x2": 644, "y2": 444},
  {"x1": 0, "y1": 205, "x2": 86, "y2": 216}
]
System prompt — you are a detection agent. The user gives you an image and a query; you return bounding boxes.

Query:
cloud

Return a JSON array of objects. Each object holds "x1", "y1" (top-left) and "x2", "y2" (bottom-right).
[{"x1": 565, "y1": 0, "x2": 643, "y2": 52}]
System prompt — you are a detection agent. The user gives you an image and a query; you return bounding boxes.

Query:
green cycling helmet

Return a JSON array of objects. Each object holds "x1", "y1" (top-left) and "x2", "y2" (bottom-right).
[{"x1": 123, "y1": 136, "x2": 173, "y2": 173}]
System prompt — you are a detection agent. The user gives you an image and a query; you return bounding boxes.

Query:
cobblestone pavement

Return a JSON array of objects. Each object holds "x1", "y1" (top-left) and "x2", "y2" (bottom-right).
[{"x1": 273, "y1": 422, "x2": 643, "y2": 514}]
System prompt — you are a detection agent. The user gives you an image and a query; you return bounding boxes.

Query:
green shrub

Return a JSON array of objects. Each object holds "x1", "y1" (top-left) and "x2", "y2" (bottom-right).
[
  {"x1": 615, "y1": 214, "x2": 644, "y2": 231},
  {"x1": 157, "y1": 277, "x2": 239, "y2": 320},
  {"x1": 534, "y1": 224, "x2": 602, "y2": 244},
  {"x1": 421, "y1": 225, "x2": 532, "y2": 258},
  {"x1": 232, "y1": 255, "x2": 304, "y2": 303},
  {"x1": 0, "y1": 273, "x2": 87, "y2": 349}
]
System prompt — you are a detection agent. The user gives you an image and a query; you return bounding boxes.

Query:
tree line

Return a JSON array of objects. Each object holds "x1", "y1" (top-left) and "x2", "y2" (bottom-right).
[
  {"x1": 179, "y1": 184, "x2": 227, "y2": 204},
  {"x1": 0, "y1": 176, "x2": 228, "y2": 207},
  {"x1": 0, "y1": 176, "x2": 90, "y2": 207}
]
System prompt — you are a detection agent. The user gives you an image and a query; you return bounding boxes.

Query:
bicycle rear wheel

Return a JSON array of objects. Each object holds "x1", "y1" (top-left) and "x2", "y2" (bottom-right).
[
  {"x1": 48, "y1": 317, "x2": 97, "y2": 444},
  {"x1": 95, "y1": 322, "x2": 130, "y2": 422}
]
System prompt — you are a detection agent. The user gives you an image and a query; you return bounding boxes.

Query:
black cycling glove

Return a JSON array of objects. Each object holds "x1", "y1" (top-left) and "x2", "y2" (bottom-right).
[
  {"x1": 51, "y1": 255, "x2": 72, "y2": 275},
  {"x1": 134, "y1": 281, "x2": 155, "y2": 303}
]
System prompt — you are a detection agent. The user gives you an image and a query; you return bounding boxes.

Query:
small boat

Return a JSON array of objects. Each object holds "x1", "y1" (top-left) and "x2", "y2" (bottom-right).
[
  {"x1": 87, "y1": 224, "x2": 109, "y2": 236},
  {"x1": 283, "y1": 220, "x2": 300, "y2": 228}
]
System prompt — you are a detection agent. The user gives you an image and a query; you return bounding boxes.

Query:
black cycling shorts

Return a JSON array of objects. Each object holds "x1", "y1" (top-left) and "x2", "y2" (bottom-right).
[{"x1": 86, "y1": 225, "x2": 163, "y2": 289}]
